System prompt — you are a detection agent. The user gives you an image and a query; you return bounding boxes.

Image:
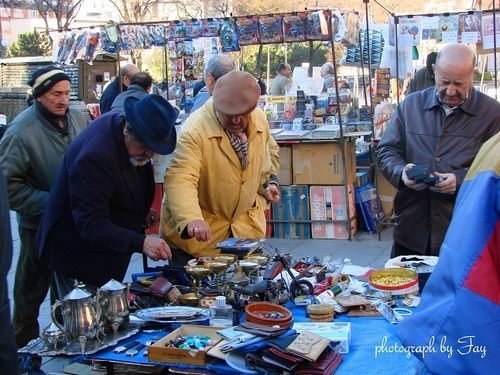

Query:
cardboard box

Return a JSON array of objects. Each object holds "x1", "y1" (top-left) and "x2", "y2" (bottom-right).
[
  {"x1": 375, "y1": 171, "x2": 396, "y2": 217},
  {"x1": 310, "y1": 185, "x2": 357, "y2": 239},
  {"x1": 293, "y1": 322, "x2": 351, "y2": 354},
  {"x1": 278, "y1": 145, "x2": 293, "y2": 185},
  {"x1": 292, "y1": 141, "x2": 356, "y2": 185},
  {"x1": 148, "y1": 325, "x2": 221, "y2": 365},
  {"x1": 272, "y1": 185, "x2": 311, "y2": 239}
]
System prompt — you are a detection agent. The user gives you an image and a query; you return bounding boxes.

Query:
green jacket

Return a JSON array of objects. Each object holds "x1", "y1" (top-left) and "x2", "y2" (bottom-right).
[{"x1": 0, "y1": 105, "x2": 87, "y2": 229}]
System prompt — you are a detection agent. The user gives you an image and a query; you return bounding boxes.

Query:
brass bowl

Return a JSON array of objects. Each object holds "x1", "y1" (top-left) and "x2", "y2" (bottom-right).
[
  {"x1": 239, "y1": 261, "x2": 259, "y2": 274},
  {"x1": 185, "y1": 265, "x2": 212, "y2": 278},
  {"x1": 244, "y1": 255, "x2": 268, "y2": 265},
  {"x1": 207, "y1": 261, "x2": 229, "y2": 273},
  {"x1": 178, "y1": 292, "x2": 199, "y2": 307},
  {"x1": 214, "y1": 254, "x2": 237, "y2": 264}
]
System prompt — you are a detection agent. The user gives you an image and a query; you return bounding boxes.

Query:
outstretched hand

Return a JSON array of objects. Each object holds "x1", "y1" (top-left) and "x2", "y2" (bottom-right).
[
  {"x1": 143, "y1": 235, "x2": 171, "y2": 261},
  {"x1": 186, "y1": 219, "x2": 212, "y2": 242}
]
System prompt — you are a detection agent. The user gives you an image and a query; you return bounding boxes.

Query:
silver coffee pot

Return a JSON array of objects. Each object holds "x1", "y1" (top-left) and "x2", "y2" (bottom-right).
[
  {"x1": 96, "y1": 279, "x2": 130, "y2": 333},
  {"x1": 51, "y1": 287, "x2": 99, "y2": 346}
]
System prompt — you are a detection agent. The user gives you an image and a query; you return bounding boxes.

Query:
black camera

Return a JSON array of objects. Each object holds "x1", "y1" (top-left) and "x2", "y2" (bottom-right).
[{"x1": 406, "y1": 163, "x2": 442, "y2": 186}]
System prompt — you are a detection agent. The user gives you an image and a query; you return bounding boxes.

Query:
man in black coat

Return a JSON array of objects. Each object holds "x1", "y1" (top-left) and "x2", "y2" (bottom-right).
[
  {"x1": 99, "y1": 63, "x2": 138, "y2": 114},
  {"x1": 37, "y1": 95, "x2": 177, "y2": 298}
]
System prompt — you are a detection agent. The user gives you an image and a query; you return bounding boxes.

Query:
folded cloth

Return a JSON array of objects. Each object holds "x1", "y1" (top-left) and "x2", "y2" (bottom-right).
[
  {"x1": 220, "y1": 334, "x2": 268, "y2": 352},
  {"x1": 235, "y1": 321, "x2": 289, "y2": 337},
  {"x1": 235, "y1": 329, "x2": 297, "y2": 353},
  {"x1": 295, "y1": 348, "x2": 343, "y2": 375},
  {"x1": 267, "y1": 332, "x2": 299, "y2": 352}
]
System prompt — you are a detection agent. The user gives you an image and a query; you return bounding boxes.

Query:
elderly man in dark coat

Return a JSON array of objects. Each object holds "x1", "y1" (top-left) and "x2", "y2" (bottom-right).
[
  {"x1": 377, "y1": 44, "x2": 500, "y2": 257},
  {"x1": 37, "y1": 95, "x2": 177, "y2": 298},
  {"x1": 99, "y1": 63, "x2": 139, "y2": 114}
]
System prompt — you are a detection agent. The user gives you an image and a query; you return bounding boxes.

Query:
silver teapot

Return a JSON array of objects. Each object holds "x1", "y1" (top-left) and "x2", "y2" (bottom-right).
[
  {"x1": 51, "y1": 286, "x2": 99, "y2": 346},
  {"x1": 40, "y1": 323, "x2": 67, "y2": 350},
  {"x1": 96, "y1": 279, "x2": 130, "y2": 333}
]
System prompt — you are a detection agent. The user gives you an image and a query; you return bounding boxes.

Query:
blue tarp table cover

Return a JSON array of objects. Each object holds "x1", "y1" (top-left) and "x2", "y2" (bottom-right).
[{"x1": 87, "y1": 304, "x2": 415, "y2": 374}]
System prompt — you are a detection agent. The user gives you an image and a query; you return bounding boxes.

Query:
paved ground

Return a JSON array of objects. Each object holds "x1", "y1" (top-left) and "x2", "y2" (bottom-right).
[{"x1": 7, "y1": 210, "x2": 393, "y2": 373}]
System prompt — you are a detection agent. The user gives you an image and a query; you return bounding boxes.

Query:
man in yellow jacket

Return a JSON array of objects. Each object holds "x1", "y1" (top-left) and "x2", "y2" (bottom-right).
[{"x1": 161, "y1": 71, "x2": 280, "y2": 265}]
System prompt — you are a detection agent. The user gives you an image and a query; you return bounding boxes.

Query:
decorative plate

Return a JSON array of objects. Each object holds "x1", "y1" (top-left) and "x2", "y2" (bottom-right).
[{"x1": 134, "y1": 306, "x2": 210, "y2": 324}]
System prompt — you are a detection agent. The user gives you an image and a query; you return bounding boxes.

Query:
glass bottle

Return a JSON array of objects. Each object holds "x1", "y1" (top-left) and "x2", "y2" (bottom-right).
[{"x1": 209, "y1": 296, "x2": 233, "y2": 328}]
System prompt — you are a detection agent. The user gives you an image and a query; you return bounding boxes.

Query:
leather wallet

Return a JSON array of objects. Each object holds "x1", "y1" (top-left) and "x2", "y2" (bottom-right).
[
  {"x1": 286, "y1": 331, "x2": 330, "y2": 362},
  {"x1": 268, "y1": 347, "x2": 305, "y2": 364},
  {"x1": 148, "y1": 276, "x2": 172, "y2": 300},
  {"x1": 245, "y1": 352, "x2": 283, "y2": 373},
  {"x1": 295, "y1": 348, "x2": 343, "y2": 374}
]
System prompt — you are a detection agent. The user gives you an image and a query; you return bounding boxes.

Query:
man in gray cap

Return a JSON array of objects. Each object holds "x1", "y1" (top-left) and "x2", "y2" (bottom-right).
[
  {"x1": 37, "y1": 94, "x2": 177, "y2": 298},
  {"x1": 0, "y1": 65, "x2": 87, "y2": 348}
]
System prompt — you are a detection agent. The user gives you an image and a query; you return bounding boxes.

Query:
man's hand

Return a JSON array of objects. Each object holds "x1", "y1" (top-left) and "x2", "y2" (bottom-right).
[
  {"x1": 145, "y1": 208, "x2": 159, "y2": 228},
  {"x1": 143, "y1": 236, "x2": 171, "y2": 261},
  {"x1": 430, "y1": 172, "x2": 457, "y2": 194},
  {"x1": 264, "y1": 185, "x2": 281, "y2": 204},
  {"x1": 402, "y1": 163, "x2": 428, "y2": 191},
  {"x1": 186, "y1": 220, "x2": 212, "y2": 242}
]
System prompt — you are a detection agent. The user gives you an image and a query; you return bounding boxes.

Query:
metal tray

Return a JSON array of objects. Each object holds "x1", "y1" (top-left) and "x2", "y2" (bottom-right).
[
  {"x1": 19, "y1": 324, "x2": 140, "y2": 356},
  {"x1": 134, "y1": 306, "x2": 210, "y2": 324}
]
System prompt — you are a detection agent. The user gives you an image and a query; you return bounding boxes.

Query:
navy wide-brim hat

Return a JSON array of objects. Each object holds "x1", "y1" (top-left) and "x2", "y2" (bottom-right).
[{"x1": 124, "y1": 95, "x2": 177, "y2": 155}]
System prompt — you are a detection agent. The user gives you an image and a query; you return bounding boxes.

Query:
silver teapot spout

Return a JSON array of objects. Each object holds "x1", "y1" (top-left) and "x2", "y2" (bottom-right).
[
  {"x1": 97, "y1": 279, "x2": 130, "y2": 333},
  {"x1": 51, "y1": 286, "x2": 99, "y2": 344}
]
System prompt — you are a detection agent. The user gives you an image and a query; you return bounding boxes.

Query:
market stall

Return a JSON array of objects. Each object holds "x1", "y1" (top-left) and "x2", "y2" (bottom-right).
[{"x1": 20, "y1": 240, "x2": 433, "y2": 374}]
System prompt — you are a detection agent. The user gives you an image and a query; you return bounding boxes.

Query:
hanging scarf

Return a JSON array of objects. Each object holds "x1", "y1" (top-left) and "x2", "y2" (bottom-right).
[{"x1": 224, "y1": 129, "x2": 249, "y2": 170}]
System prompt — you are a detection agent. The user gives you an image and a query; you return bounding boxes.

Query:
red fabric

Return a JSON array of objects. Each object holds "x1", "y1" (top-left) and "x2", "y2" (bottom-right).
[
  {"x1": 265, "y1": 208, "x2": 273, "y2": 238},
  {"x1": 463, "y1": 221, "x2": 500, "y2": 304},
  {"x1": 145, "y1": 183, "x2": 163, "y2": 235}
]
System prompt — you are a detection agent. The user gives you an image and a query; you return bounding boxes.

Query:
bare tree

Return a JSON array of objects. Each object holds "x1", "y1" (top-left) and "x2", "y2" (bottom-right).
[
  {"x1": 107, "y1": 0, "x2": 160, "y2": 23},
  {"x1": 33, "y1": 0, "x2": 84, "y2": 33},
  {"x1": 173, "y1": 0, "x2": 231, "y2": 19}
]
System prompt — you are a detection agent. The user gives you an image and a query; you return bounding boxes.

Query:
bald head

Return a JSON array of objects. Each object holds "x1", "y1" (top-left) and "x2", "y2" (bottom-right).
[
  {"x1": 120, "y1": 63, "x2": 139, "y2": 88},
  {"x1": 436, "y1": 44, "x2": 475, "y2": 72},
  {"x1": 434, "y1": 44, "x2": 476, "y2": 108}
]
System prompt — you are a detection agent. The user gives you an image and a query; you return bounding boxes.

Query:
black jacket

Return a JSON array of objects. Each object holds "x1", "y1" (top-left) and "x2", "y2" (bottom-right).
[{"x1": 37, "y1": 111, "x2": 154, "y2": 286}]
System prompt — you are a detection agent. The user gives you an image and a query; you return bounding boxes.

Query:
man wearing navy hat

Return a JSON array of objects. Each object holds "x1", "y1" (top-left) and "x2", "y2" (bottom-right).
[
  {"x1": 36, "y1": 95, "x2": 177, "y2": 299},
  {"x1": 0, "y1": 65, "x2": 87, "y2": 348}
]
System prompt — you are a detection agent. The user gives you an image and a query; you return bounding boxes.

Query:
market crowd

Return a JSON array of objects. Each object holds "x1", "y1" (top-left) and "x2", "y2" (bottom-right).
[{"x1": 0, "y1": 43, "x2": 498, "y2": 374}]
